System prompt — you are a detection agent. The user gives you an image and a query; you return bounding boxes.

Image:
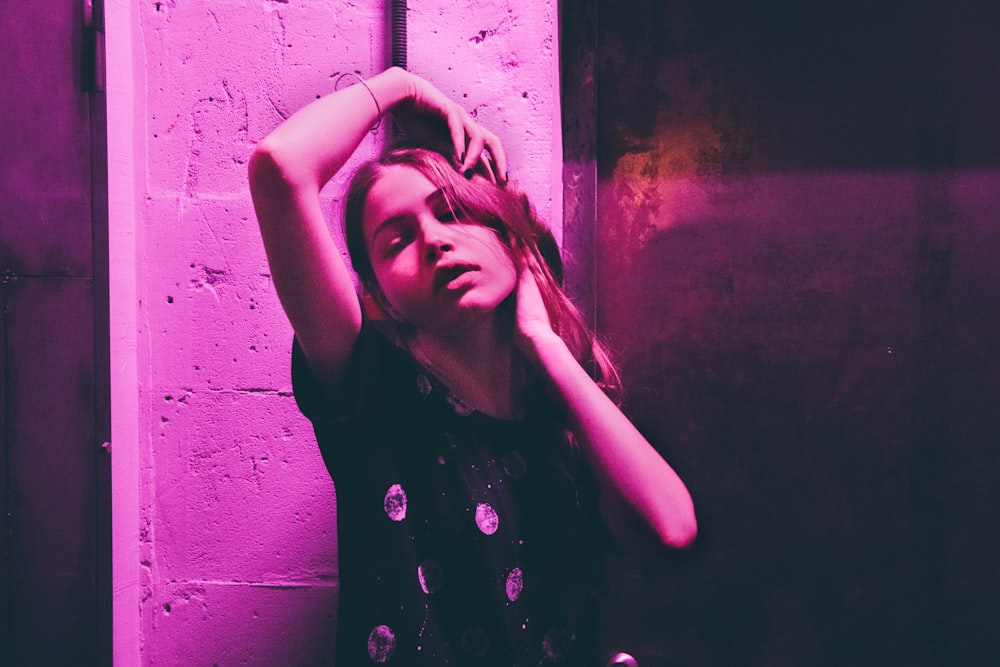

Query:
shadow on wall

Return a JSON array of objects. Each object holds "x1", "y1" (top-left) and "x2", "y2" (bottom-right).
[{"x1": 586, "y1": 1, "x2": 1000, "y2": 665}]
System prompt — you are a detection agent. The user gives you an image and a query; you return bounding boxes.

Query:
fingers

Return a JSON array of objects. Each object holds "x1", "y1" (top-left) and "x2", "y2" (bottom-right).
[
  {"x1": 461, "y1": 124, "x2": 487, "y2": 174},
  {"x1": 444, "y1": 107, "x2": 468, "y2": 168},
  {"x1": 447, "y1": 108, "x2": 507, "y2": 186},
  {"x1": 455, "y1": 111, "x2": 488, "y2": 175},
  {"x1": 523, "y1": 248, "x2": 548, "y2": 284},
  {"x1": 514, "y1": 249, "x2": 554, "y2": 336},
  {"x1": 410, "y1": 77, "x2": 509, "y2": 186},
  {"x1": 471, "y1": 127, "x2": 509, "y2": 186},
  {"x1": 512, "y1": 244, "x2": 543, "y2": 290},
  {"x1": 486, "y1": 131, "x2": 508, "y2": 186},
  {"x1": 406, "y1": 73, "x2": 507, "y2": 185}
]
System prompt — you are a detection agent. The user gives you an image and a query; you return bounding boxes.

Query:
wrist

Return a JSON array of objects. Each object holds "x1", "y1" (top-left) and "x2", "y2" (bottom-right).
[
  {"x1": 370, "y1": 67, "x2": 412, "y2": 113},
  {"x1": 517, "y1": 326, "x2": 569, "y2": 366}
]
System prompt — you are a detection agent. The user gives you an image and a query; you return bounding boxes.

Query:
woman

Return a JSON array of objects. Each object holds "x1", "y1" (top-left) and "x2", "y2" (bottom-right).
[{"x1": 249, "y1": 67, "x2": 696, "y2": 665}]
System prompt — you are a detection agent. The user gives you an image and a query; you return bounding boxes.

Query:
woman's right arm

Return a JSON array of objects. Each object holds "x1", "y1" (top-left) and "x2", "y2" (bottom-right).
[
  {"x1": 249, "y1": 70, "x2": 403, "y2": 391},
  {"x1": 249, "y1": 67, "x2": 505, "y2": 392}
]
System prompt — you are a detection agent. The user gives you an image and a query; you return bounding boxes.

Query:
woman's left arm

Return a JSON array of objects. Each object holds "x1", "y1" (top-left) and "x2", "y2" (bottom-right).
[{"x1": 515, "y1": 260, "x2": 698, "y2": 550}]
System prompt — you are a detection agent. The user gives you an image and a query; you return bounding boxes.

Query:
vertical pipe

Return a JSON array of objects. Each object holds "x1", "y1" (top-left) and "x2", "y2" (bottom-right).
[
  {"x1": 390, "y1": 0, "x2": 407, "y2": 69},
  {"x1": 390, "y1": 0, "x2": 407, "y2": 142}
]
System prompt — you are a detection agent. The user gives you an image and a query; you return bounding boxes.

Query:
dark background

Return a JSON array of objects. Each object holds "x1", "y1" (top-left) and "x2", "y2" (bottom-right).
[
  {"x1": 563, "y1": 1, "x2": 1000, "y2": 665},
  {"x1": 1, "y1": 1, "x2": 110, "y2": 664}
]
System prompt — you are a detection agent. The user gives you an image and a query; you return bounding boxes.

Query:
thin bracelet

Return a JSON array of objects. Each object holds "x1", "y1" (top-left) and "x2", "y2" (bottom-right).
[{"x1": 334, "y1": 71, "x2": 382, "y2": 135}]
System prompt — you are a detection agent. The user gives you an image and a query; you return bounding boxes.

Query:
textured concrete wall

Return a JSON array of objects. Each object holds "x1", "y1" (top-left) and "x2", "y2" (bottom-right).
[{"x1": 130, "y1": 1, "x2": 559, "y2": 663}]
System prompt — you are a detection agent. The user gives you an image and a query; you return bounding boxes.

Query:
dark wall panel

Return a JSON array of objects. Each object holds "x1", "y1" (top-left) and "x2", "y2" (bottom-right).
[
  {"x1": 0, "y1": 285, "x2": 7, "y2": 658},
  {"x1": 4, "y1": 277, "x2": 99, "y2": 664},
  {"x1": 0, "y1": 0, "x2": 92, "y2": 278},
  {"x1": 579, "y1": 1, "x2": 1000, "y2": 665},
  {"x1": 0, "y1": 1, "x2": 107, "y2": 663}
]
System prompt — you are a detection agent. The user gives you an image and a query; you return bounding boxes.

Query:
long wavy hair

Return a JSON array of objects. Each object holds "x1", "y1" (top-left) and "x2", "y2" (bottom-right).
[{"x1": 343, "y1": 147, "x2": 621, "y2": 399}]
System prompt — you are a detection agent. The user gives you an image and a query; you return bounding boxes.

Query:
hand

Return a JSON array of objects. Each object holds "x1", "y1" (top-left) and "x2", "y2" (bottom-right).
[
  {"x1": 513, "y1": 250, "x2": 561, "y2": 361},
  {"x1": 394, "y1": 69, "x2": 508, "y2": 184}
]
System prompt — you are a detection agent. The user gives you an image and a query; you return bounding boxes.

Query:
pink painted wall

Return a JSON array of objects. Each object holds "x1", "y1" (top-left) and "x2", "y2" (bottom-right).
[{"x1": 110, "y1": 1, "x2": 561, "y2": 663}]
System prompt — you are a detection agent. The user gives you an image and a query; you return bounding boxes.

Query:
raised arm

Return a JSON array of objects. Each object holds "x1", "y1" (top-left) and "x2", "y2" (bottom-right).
[
  {"x1": 249, "y1": 67, "x2": 506, "y2": 390},
  {"x1": 514, "y1": 257, "x2": 698, "y2": 551}
]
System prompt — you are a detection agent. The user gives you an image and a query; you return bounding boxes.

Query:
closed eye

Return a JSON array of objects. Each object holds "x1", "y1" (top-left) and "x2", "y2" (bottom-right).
[
  {"x1": 435, "y1": 206, "x2": 468, "y2": 223},
  {"x1": 429, "y1": 188, "x2": 463, "y2": 223},
  {"x1": 382, "y1": 229, "x2": 414, "y2": 257}
]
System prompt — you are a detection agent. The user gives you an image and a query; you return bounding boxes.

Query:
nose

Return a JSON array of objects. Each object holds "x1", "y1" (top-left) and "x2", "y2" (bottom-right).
[
  {"x1": 424, "y1": 239, "x2": 454, "y2": 263},
  {"x1": 421, "y1": 218, "x2": 455, "y2": 263}
]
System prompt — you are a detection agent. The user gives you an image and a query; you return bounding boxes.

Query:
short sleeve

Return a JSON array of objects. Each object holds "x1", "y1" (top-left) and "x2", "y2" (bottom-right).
[
  {"x1": 291, "y1": 334, "x2": 358, "y2": 425},
  {"x1": 290, "y1": 318, "x2": 415, "y2": 478},
  {"x1": 291, "y1": 317, "x2": 405, "y2": 423}
]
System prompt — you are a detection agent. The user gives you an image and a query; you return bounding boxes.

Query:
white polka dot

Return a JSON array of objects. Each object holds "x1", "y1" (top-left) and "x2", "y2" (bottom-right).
[
  {"x1": 505, "y1": 567, "x2": 523, "y2": 602},
  {"x1": 383, "y1": 484, "x2": 407, "y2": 522},
  {"x1": 367, "y1": 624, "x2": 396, "y2": 662},
  {"x1": 475, "y1": 503, "x2": 499, "y2": 535},
  {"x1": 418, "y1": 559, "x2": 445, "y2": 594}
]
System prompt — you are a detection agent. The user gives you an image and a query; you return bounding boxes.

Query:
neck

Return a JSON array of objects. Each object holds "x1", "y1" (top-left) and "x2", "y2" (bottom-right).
[{"x1": 409, "y1": 316, "x2": 521, "y2": 420}]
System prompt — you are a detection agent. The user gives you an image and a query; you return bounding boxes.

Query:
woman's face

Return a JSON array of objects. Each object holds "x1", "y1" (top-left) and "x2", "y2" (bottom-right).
[{"x1": 362, "y1": 165, "x2": 518, "y2": 334}]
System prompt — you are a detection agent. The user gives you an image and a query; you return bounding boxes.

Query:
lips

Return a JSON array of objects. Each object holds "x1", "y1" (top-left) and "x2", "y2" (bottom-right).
[{"x1": 433, "y1": 263, "x2": 478, "y2": 292}]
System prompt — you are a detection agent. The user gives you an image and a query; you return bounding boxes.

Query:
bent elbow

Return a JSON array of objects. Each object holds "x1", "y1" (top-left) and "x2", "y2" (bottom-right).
[
  {"x1": 656, "y1": 503, "x2": 698, "y2": 550},
  {"x1": 248, "y1": 139, "x2": 284, "y2": 185},
  {"x1": 248, "y1": 140, "x2": 312, "y2": 205},
  {"x1": 662, "y1": 517, "x2": 698, "y2": 550}
]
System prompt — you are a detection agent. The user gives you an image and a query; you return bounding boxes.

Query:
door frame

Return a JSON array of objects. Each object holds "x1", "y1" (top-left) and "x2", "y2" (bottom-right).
[{"x1": 105, "y1": 1, "x2": 143, "y2": 663}]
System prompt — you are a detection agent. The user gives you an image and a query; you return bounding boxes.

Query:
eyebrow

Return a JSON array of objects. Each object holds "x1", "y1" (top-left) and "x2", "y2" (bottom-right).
[{"x1": 370, "y1": 188, "x2": 448, "y2": 244}]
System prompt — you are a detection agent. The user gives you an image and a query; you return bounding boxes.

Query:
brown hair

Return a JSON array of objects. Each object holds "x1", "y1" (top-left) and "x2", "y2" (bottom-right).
[{"x1": 343, "y1": 147, "x2": 621, "y2": 398}]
